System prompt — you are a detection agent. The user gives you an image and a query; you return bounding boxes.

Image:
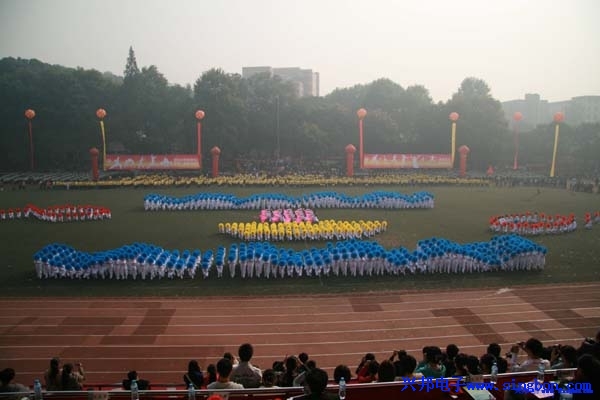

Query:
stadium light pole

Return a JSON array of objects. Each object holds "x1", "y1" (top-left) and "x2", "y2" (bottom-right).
[{"x1": 550, "y1": 111, "x2": 564, "y2": 178}]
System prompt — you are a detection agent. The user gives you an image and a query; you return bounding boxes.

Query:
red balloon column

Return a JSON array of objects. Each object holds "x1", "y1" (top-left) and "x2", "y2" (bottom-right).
[
  {"x1": 449, "y1": 112, "x2": 460, "y2": 168},
  {"x1": 458, "y1": 145, "x2": 470, "y2": 177},
  {"x1": 345, "y1": 144, "x2": 356, "y2": 177},
  {"x1": 211, "y1": 146, "x2": 221, "y2": 178},
  {"x1": 513, "y1": 111, "x2": 523, "y2": 170},
  {"x1": 550, "y1": 112, "x2": 564, "y2": 178},
  {"x1": 89, "y1": 148, "x2": 100, "y2": 181},
  {"x1": 195, "y1": 110, "x2": 205, "y2": 168},
  {"x1": 357, "y1": 108, "x2": 367, "y2": 169},
  {"x1": 24, "y1": 109, "x2": 36, "y2": 170}
]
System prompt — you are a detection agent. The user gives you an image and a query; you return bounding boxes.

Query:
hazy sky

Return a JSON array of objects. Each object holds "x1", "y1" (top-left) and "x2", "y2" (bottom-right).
[{"x1": 1, "y1": 0, "x2": 599, "y2": 103}]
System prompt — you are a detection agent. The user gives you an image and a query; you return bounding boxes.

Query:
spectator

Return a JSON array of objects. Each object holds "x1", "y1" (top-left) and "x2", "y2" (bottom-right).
[
  {"x1": 61, "y1": 363, "x2": 83, "y2": 391},
  {"x1": 184, "y1": 360, "x2": 204, "y2": 389},
  {"x1": 223, "y1": 352, "x2": 239, "y2": 368},
  {"x1": 487, "y1": 343, "x2": 508, "y2": 373},
  {"x1": 332, "y1": 365, "x2": 351, "y2": 384},
  {"x1": 0, "y1": 368, "x2": 29, "y2": 397},
  {"x1": 44, "y1": 357, "x2": 62, "y2": 391},
  {"x1": 480, "y1": 354, "x2": 497, "y2": 374},
  {"x1": 355, "y1": 353, "x2": 375, "y2": 375},
  {"x1": 550, "y1": 345, "x2": 578, "y2": 369},
  {"x1": 204, "y1": 364, "x2": 217, "y2": 386},
  {"x1": 357, "y1": 359, "x2": 379, "y2": 383},
  {"x1": 377, "y1": 360, "x2": 396, "y2": 382},
  {"x1": 293, "y1": 360, "x2": 316, "y2": 388},
  {"x1": 415, "y1": 346, "x2": 445, "y2": 378},
  {"x1": 207, "y1": 358, "x2": 244, "y2": 390},
  {"x1": 454, "y1": 353, "x2": 470, "y2": 377},
  {"x1": 295, "y1": 368, "x2": 337, "y2": 400},
  {"x1": 230, "y1": 343, "x2": 262, "y2": 388},
  {"x1": 279, "y1": 356, "x2": 299, "y2": 387},
  {"x1": 442, "y1": 344, "x2": 459, "y2": 377},
  {"x1": 395, "y1": 353, "x2": 422, "y2": 380},
  {"x1": 297, "y1": 352, "x2": 310, "y2": 374},
  {"x1": 572, "y1": 354, "x2": 600, "y2": 398},
  {"x1": 577, "y1": 330, "x2": 600, "y2": 360},
  {"x1": 123, "y1": 371, "x2": 150, "y2": 390},
  {"x1": 259, "y1": 369, "x2": 279, "y2": 388},
  {"x1": 508, "y1": 338, "x2": 550, "y2": 372}
]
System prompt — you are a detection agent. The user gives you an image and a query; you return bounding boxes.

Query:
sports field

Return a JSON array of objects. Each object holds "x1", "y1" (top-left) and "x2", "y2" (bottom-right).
[{"x1": 0, "y1": 185, "x2": 598, "y2": 297}]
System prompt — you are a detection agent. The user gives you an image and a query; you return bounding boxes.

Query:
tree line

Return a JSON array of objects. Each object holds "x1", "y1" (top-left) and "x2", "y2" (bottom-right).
[{"x1": 1, "y1": 48, "x2": 598, "y2": 175}]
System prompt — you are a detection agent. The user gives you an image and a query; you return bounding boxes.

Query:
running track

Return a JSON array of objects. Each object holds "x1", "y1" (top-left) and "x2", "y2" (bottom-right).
[{"x1": 1, "y1": 282, "x2": 599, "y2": 386}]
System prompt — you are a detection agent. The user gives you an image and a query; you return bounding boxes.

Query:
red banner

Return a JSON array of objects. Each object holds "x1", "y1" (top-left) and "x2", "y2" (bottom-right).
[
  {"x1": 105, "y1": 154, "x2": 201, "y2": 170},
  {"x1": 363, "y1": 153, "x2": 452, "y2": 169}
]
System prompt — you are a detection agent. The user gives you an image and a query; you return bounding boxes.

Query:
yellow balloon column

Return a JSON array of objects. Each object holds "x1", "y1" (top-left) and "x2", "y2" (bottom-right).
[
  {"x1": 96, "y1": 108, "x2": 107, "y2": 170},
  {"x1": 550, "y1": 112, "x2": 564, "y2": 178},
  {"x1": 24, "y1": 109, "x2": 36, "y2": 170},
  {"x1": 357, "y1": 108, "x2": 367, "y2": 169},
  {"x1": 449, "y1": 112, "x2": 459, "y2": 167}
]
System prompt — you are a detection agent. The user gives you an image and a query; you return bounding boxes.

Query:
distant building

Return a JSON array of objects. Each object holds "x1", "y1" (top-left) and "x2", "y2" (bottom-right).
[
  {"x1": 242, "y1": 66, "x2": 320, "y2": 97},
  {"x1": 502, "y1": 94, "x2": 600, "y2": 130}
]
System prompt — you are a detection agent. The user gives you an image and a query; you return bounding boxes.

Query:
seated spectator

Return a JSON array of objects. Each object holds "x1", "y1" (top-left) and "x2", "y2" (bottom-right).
[
  {"x1": 294, "y1": 360, "x2": 316, "y2": 388},
  {"x1": 395, "y1": 353, "x2": 422, "y2": 380},
  {"x1": 44, "y1": 357, "x2": 62, "y2": 391},
  {"x1": 0, "y1": 368, "x2": 29, "y2": 396},
  {"x1": 279, "y1": 356, "x2": 299, "y2": 387},
  {"x1": 259, "y1": 369, "x2": 279, "y2": 388},
  {"x1": 207, "y1": 358, "x2": 244, "y2": 390},
  {"x1": 297, "y1": 352, "x2": 310, "y2": 374},
  {"x1": 123, "y1": 371, "x2": 150, "y2": 390},
  {"x1": 442, "y1": 344, "x2": 459, "y2": 377},
  {"x1": 577, "y1": 330, "x2": 600, "y2": 360},
  {"x1": 416, "y1": 347, "x2": 431, "y2": 370},
  {"x1": 508, "y1": 338, "x2": 550, "y2": 372},
  {"x1": 550, "y1": 345, "x2": 578, "y2": 369},
  {"x1": 332, "y1": 365, "x2": 351, "y2": 384},
  {"x1": 184, "y1": 360, "x2": 204, "y2": 389},
  {"x1": 355, "y1": 353, "x2": 375, "y2": 375},
  {"x1": 415, "y1": 346, "x2": 445, "y2": 378},
  {"x1": 454, "y1": 353, "x2": 470, "y2": 377},
  {"x1": 487, "y1": 343, "x2": 508, "y2": 373},
  {"x1": 357, "y1": 359, "x2": 379, "y2": 383},
  {"x1": 377, "y1": 360, "x2": 396, "y2": 382},
  {"x1": 292, "y1": 368, "x2": 337, "y2": 400},
  {"x1": 572, "y1": 354, "x2": 600, "y2": 397},
  {"x1": 223, "y1": 352, "x2": 239, "y2": 368},
  {"x1": 204, "y1": 364, "x2": 217, "y2": 387},
  {"x1": 61, "y1": 363, "x2": 84, "y2": 391},
  {"x1": 480, "y1": 353, "x2": 497, "y2": 374},
  {"x1": 230, "y1": 343, "x2": 262, "y2": 388}
]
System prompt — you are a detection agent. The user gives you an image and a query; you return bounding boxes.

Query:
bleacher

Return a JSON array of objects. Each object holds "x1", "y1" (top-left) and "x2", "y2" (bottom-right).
[{"x1": 0, "y1": 370, "x2": 577, "y2": 400}]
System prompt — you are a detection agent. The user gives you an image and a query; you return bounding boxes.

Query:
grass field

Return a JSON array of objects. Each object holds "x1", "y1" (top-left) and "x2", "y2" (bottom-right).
[{"x1": 0, "y1": 185, "x2": 598, "y2": 297}]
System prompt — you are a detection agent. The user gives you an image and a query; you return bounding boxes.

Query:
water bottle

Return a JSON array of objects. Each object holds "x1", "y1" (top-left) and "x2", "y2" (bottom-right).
[
  {"x1": 338, "y1": 377, "x2": 346, "y2": 400},
  {"x1": 188, "y1": 383, "x2": 196, "y2": 400},
  {"x1": 490, "y1": 361, "x2": 498, "y2": 385},
  {"x1": 33, "y1": 379, "x2": 43, "y2": 400},
  {"x1": 130, "y1": 379, "x2": 139, "y2": 400},
  {"x1": 537, "y1": 361, "x2": 545, "y2": 382}
]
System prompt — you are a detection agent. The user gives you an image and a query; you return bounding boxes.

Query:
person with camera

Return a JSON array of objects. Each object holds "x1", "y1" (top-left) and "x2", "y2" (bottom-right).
[{"x1": 508, "y1": 338, "x2": 550, "y2": 372}]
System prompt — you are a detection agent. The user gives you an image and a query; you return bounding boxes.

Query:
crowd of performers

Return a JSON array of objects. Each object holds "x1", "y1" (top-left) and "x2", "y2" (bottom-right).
[
  {"x1": 143, "y1": 190, "x2": 435, "y2": 211},
  {"x1": 260, "y1": 208, "x2": 318, "y2": 223},
  {"x1": 33, "y1": 235, "x2": 546, "y2": 280},
  {"x1": 489, "y1": 211, "x2": 600, "y2": 235},
  {"x1": 0, "y1": 204, "x2": 111, "y2": 222},
  {"x1": 219, "y1": 219, "x2": 387, "y2": 241}
]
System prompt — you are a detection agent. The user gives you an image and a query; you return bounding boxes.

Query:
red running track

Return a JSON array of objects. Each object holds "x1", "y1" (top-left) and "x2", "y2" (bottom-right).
[{"x1": 1, "y1": 282, "x2": 599, "y2": 386}]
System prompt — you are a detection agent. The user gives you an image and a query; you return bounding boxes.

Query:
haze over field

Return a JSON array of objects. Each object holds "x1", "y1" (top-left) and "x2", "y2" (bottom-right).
[{"x1": 1, "y1": 0, "x2": 599, "y2": 102}]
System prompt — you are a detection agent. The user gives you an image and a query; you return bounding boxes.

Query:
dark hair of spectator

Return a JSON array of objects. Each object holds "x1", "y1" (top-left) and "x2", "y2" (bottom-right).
[
  {"x1": 487, "y1": 343, "x2": 502, "y2": 358},
  {"x1": 466, "y1": 355, "x2": 481, "y2": 375},
  {"x1": 559, "y1": 345, "x2": 578, "y2": 367},
  {"x1": 298, "y1": 352, "x2": 309, "y2": 364},
  {"x1": 238, "y1": 343, "x2": 254, "y2": 362},
  {"x1": 223, "y1": 352, "x2": 234, "y2": 362},
  {"x1": 525, "y1": 338, "x2": 544, "y2": 358},
  {"x1": 216, "y1": 358, "x2": 233, "y2": 378},
  {"x1": 425, "y1": 347, "x2": 442, "y2": 364},
  {"x1": 306, "y1": 360, "x2": 316, "y2": 370},
  {"x1": 576, "y1": 354, "x2": 600, "y2": 390},
  {"x1": 206, "y1": 364, "x2": 217, "y2": 384},
  {"x1": 305, "y1": 368, "x2": 328, "y2": 395},
  {"x1": 127, "y1": 371, "x2": 137, "y2": 381},
  {"x1": 49, "y1": 358, "x2": 61, "y2": 380},
  {"x1": 0, "y1": 368, "x2": 15, "y2": 385},
  {"x1": 61, "y1": 363, "x2": 73, "y2": 389},
  {"x1": 479, "y1": 354, "x2": 496, "y2": 374},
  {"x1": 446, "y1": 344, "x2": 459, "y2": 359},
  {"x1": 262, "y1": 369, "x2": 277, "y2": 387},
  {"x1": 333, "y1": 365, "x2": 352, "y2": 384},
  {"x1": 397, "y1": 354, "x2": 417, "y2": 377},
  {"x1": 377, "y1": 360, "x2": 396, "y2": 382}
]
